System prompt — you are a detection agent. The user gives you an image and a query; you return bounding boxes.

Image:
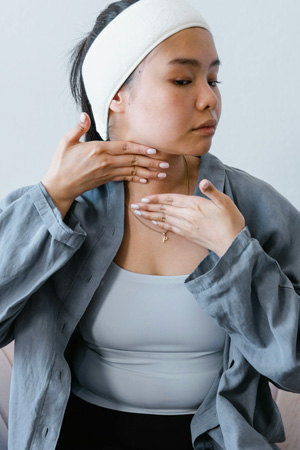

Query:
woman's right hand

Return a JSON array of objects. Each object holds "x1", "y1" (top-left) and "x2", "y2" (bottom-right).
[{"x1": 42, "y1": 113, "x2": 169, "y2": 217}]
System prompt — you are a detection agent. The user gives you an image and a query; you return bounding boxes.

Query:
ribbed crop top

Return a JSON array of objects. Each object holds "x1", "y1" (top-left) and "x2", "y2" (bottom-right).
[{"x1": 72, "y1": 262, "x2": 226, "y2": 415}]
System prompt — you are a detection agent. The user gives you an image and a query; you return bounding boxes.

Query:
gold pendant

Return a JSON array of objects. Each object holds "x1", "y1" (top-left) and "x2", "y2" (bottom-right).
[{"x1": 162, "y1": 232, "x2": 168, "y2": 243}]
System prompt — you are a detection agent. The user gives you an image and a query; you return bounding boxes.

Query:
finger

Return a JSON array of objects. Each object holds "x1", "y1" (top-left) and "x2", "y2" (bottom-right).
[
  {"x1": 103, "y1": 141, "x2": 159, "y2": 158},
  {"x1": 112, "y1": 174, "x2": 165, "y2": 184},
  {"x1": 112, "y1": 174, "x2": 149, "y2": 184},
  {"x1": 132, "y1": 207, "x2": 191, "y2": 227},
  {"x1": 118, "y1": 142, "x2": 159, "y2": 158},
  {"x1": 109, "y1": 166, "x2": 168, "y2": 182},
  {"x1": 85, "y1": 141, "x2": 170, "y2": 172},
  {"x1": 138, "y1": 192, "x2": 193, "y2": 208},
  {"x1": 112, "y1": 173, "x2": 166, "y2": 184},
  {"x1": 130, "y1": 202, "x2": 191, "y2": 219},
  {"x1": 104, "y1": 144, "x2": 171, "y2": 172},
  {"x1": 103, "y1": 153, "x2": 170, "y2": 172},
  {"x1": 150, "y1": 213, "x2": 193, "y2": 238},
  {"x1": 151, "y1": 220, "x2": 182, "y2": 236},
  {"x1": 63, "y1": 112, "x2": 91, "y2": 145},
  {"x1": 199, "y1": 179, "x2": 225, "y2": 208}
]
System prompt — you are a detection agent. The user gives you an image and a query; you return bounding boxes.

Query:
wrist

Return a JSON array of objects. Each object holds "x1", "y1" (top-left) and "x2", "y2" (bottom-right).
[
  {"x1": 41, "y1": 176, "x2": 74, "y2": 218},
  {"x1": 214, "y1": 227, "x2": 245, "y2": 258}
]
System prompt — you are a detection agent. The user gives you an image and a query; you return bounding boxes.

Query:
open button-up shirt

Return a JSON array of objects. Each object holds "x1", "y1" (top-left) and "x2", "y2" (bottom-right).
[{"x1": 0, "y1": 153, "x2": 300, "y2": 450}]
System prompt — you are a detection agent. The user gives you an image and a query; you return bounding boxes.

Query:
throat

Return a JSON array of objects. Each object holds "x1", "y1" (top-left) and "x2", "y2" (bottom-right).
[
  {"x1": 115, "y1": 155, "x2": 204, "y2": 275},
  {"x1": 126, "y1": 154, "x2": 196, "y2": 203}
]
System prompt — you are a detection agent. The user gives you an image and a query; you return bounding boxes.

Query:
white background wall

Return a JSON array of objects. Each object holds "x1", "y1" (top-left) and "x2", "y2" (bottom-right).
[{"x1": 0, "y1": 0, "x2": 299, "y2": 208}]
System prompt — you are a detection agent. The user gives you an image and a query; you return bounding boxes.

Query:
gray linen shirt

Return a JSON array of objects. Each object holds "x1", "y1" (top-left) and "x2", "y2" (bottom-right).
[{"x1": 0, "y1": 153, "x2": 299, "y2": 450}]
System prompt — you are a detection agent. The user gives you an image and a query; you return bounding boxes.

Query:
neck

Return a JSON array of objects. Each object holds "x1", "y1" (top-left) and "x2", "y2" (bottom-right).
[{"x1": 125, "y1": 152, "x2": 189, "y2": 204}]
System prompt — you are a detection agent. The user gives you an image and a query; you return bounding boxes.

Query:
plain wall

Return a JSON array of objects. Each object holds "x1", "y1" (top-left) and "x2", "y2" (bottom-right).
[{"x1": 0, "y1": 0, "x2": 299, "y2": 208}]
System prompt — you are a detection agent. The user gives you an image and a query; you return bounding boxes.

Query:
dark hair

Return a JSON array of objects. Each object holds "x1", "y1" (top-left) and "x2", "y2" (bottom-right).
[{"x1": 68, "y1": 0, "x2": 139, "y2": 142}]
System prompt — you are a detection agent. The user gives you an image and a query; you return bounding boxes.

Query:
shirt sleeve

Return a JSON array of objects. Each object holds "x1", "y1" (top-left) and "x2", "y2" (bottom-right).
[
  {"x1": 0, "y1": 183, "x2": 86, "y2": 346},
  {"x1": 185, "y1": 177, "x2": 300, "y2": 393}
]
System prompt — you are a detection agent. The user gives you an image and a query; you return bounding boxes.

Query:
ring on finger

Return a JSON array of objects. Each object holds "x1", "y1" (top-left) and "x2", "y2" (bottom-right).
[{"x1": 161, "y1": 216, "x2": 166, "y2": 222}]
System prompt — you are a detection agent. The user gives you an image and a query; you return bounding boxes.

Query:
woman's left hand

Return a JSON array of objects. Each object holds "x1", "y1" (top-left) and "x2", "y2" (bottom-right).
[{"x1": 131, "y1": 179, "x2": 245, "y2": 257}]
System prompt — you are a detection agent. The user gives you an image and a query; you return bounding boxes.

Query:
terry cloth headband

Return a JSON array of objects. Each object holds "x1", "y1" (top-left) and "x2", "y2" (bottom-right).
[{"x1": 82, "y1": 0, "x2": 211, "y2": 140}]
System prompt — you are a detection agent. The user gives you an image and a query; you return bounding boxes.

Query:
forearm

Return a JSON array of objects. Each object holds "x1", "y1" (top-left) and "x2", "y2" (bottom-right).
[
  {"x1": 185, "y1": 227, "x2": 300, "y2": 390},
  {"x1": 0, "y1": 183, "x2": 86, "y2": 344}
]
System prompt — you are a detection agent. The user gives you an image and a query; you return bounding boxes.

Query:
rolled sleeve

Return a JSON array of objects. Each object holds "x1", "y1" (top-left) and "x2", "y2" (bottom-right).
[
  {"x1": 185, "y1": 227, "x2": 300, "y2": 390},
  {"x1": 185, "y1": 227, "x2": 252, "y2": 294},
  {"x1": 30, "y1": 183, "x2": 86, "y2": 248}
]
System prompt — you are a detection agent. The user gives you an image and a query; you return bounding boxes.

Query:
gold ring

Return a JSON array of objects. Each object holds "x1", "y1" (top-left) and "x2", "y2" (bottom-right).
[{"x1": 161, "y1": 216, "x2": 166, "y2": 222}]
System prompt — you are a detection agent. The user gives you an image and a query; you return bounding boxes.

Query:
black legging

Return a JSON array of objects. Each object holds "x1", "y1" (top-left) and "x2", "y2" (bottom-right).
[{"x1": 56, "y1": 391, "x2": 194, "y2": 450}]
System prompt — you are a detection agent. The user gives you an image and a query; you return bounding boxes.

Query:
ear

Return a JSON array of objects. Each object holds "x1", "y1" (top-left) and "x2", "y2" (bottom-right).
[{"x1": 109, "y1": 88, "x2": 127, "y2": 113}]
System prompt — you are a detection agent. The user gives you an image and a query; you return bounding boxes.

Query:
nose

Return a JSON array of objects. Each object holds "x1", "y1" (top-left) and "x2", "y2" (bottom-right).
[{"x1": 195, "y1": 82, "x2": 219, "y2": 112}]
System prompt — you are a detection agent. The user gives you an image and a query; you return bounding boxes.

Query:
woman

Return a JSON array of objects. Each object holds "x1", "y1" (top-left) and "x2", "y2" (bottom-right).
[{"x1": 1, "y1": 0, "x2": 300, "y2": 449}]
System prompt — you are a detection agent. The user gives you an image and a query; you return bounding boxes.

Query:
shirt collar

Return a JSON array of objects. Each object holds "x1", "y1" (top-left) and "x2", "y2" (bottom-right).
[{"x1": 193, "y1": 153, "x2": 226, "y2": 198}]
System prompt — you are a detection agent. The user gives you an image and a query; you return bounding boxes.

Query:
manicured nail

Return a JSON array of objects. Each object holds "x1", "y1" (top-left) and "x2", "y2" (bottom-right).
[
  {"x1": 139, "y1": 178, "x2": 147, "y2": 184},
  {"x1": 159, "y1": 162, "x2": 169, "y2": 169},
  {"x1": 152, "y1": 221, "x2": 158, "y2": 225},
  {"x1": 131, "y1": 204, "x2": 139, "y2": 209},
  {"x1": 134, "y1": 210, "x2": 143, "y2": 216},
  {"x1": 141, "y1": 198, "x2": 150, "y2": 203},
  {"x1": 80, "y1": 112, "x2": 86, "y2": 124},
  {"x1": 147, "y1": 148, "x2": 157, "y2": 155},
  {"x1": 158, "y1": 173, "x2": 167, "y2": 179},
  {"x1": 202, "y1": 180, "x2": 211, "y2": 189}
]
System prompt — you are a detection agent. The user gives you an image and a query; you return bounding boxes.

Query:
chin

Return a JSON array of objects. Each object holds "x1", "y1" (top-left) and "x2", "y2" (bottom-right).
[{"x1": 178, "y1": 138, "x2": 213, "y2": 157}]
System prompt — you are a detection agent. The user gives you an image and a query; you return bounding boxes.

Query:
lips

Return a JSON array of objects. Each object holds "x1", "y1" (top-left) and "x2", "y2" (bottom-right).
[{"x1": 193, "y1": 119, "x2": 217, "y2": 130}]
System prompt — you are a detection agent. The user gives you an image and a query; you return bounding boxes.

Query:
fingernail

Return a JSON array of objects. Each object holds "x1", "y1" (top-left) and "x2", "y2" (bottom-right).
[
  {"x1": 139, "y1": 178, "x2": 147, "y2": 184},
  {"x1": 152, "y1": 221, "x2": 158, "y2": 225},
  {"x1": 158, "y1": 173, "x2": 167, "y2": 179},
  {"x1": 134, "y1": 210, "x2": 143, "y2": 216},
  {"x1": 131, "y1": 204, "x2": 139, "y2": 209},
  {"x1": 80, "y1": 112, "x2": 86, "y2": 124},
  {"x1": 202, "y1": 180, "x2": 211, "y2": 189},
  {"x1": 141, "y1": 198, "x2": 150, "y2": 203},
  {"x1": 147, "y1": 148, "x2": 157, "y2": 155},
  {"x1": 159, "y1": 163, "x2": 169, "y2": 169}
]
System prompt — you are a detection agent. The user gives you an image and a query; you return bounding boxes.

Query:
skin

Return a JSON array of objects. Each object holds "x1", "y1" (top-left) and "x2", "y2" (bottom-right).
[
  {"x1": 41, "y1": 118, "x2": 170, "y2": 218},
  {"x1": 109, "y1": 28, "x2": 221, "y2": 156},
  {"x1": 111, "y1": 28, "x2": 245, "y2": 263},
  {"x1": 42, "y1": 28, "x2": 245, "y2": 274}
]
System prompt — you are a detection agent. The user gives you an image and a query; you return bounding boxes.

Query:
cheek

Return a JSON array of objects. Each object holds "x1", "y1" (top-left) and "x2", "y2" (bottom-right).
[
  {"x1": 215, "y1": 90, "x2": 222, "y2": 118},
  {"x1": 150, "y1": 93, "x2": 190, "y2": 127},
  {"x1": 134, "y1": 92, "x2": 182, "y2": 128}
]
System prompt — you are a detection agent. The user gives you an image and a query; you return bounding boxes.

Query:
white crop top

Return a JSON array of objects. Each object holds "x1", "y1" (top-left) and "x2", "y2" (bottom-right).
[{"x1": 72, "y1": 262, "x2": 226, "y2": 415}]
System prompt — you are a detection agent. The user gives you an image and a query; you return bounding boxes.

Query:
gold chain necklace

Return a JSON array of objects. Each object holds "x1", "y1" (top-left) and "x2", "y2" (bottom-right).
[{"x1": 125, "y1": 156, "x2": 189, "y2": 243}]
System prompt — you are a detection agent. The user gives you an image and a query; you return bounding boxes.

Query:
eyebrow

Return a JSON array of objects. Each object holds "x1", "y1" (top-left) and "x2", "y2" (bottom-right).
[{"x1": 167, "y1": 58, "x2": 221, "y2": 69}]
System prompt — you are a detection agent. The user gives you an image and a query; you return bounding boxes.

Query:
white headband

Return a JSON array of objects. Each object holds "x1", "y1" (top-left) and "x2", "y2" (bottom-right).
[{"x1": 82, "y1": 0, "x2": 211, "y2": 140}]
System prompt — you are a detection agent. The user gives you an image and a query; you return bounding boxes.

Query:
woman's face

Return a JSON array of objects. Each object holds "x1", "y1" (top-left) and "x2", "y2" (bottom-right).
[{"x1": 111, "y1": 27, "x2": 221, "y2": 156}]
